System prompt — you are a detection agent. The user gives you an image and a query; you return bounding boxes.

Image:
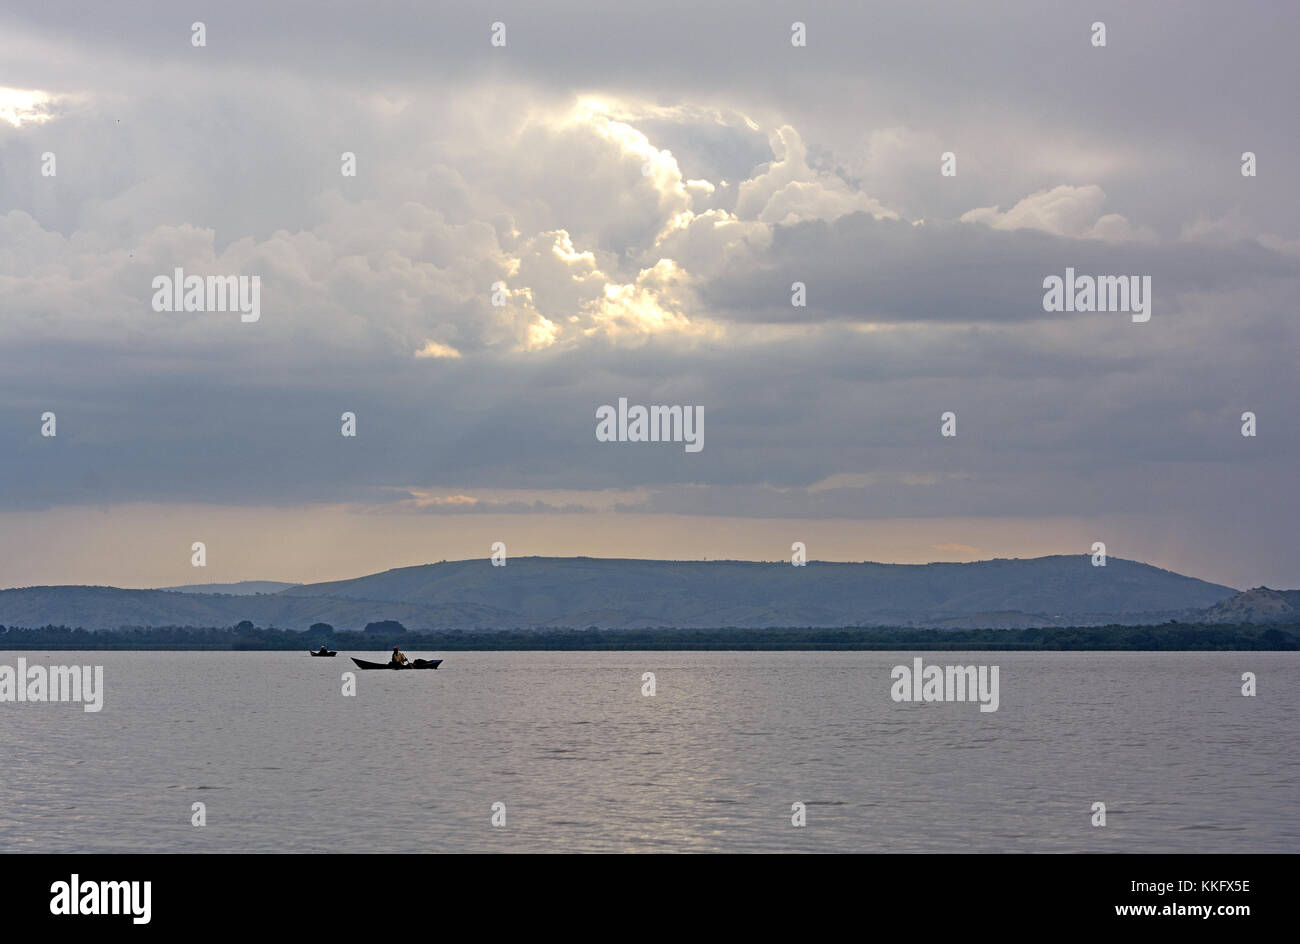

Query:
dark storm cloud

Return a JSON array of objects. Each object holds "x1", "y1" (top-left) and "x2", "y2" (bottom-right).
[{"x1": 699, "y1": 213, "x2": 1300, "y2": 324}]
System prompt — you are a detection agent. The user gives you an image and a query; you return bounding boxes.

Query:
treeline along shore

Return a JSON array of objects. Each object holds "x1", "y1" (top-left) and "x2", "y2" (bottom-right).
[{"x1": 1, "y1": 622, "x2": 1297, "y2": 651}]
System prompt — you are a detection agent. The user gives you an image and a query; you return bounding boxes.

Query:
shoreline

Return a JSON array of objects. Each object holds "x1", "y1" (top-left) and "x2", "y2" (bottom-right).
[{"x1": 2, "y1": 623, "x2": 1297, "y2": 651}]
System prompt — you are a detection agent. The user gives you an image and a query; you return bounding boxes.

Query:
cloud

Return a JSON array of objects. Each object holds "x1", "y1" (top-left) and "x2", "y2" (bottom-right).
[
  {"x1": 1, "y1": 1, "x2": 1298, "y2": 588},
  {"x1": 1180, "y1": 207, "x2": 1300, "y2": 257},
  {"x1": 415, "y1": 340, "x2": 462, "y2": 359},
  {"x1": 961, "y1": 185, "x2": 1153, "y2": 242},
  {"x1": 735, "y1": 125, "x2": 900, "y2": 225},
  {"x1": 0, "y1": 87, "x2": 57, "y2": 126}
]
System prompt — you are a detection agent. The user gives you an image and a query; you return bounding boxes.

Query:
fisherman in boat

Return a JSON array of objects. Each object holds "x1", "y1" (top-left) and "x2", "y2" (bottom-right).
[
  {"x1": 317, "y1": 645, "x2": 330, "y2": 654},
  {"x1": 390, "y1": 645, "x2": 410, "y2": 666}
]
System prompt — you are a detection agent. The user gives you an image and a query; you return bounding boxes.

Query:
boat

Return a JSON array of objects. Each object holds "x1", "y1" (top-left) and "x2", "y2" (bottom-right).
[
  {"x1": 350, "y1": 657, "x2": 442, "y2": 670},
  {"x1": 310, "y1": 649, "x2": 338, "y2": 657}
]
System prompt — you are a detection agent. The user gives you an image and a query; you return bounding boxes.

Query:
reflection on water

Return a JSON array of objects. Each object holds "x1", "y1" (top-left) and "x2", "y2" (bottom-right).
[{"x1": 1, "y1": 650, "x2": 1296, "y2": 853}]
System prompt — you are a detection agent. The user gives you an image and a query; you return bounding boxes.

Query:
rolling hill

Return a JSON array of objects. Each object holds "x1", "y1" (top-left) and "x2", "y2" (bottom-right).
[{"x1": 1199, "y1": 587, "x2": 1300, "y2": 623}]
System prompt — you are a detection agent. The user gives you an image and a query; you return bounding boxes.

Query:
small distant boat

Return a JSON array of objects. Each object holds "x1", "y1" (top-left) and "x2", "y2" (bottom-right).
[
  {"x1": 351, "y1": 657, "x2": 442, "y2": 670},
  {"x1": 310, "y1": 649, "x2": 338, "y2": 657}
]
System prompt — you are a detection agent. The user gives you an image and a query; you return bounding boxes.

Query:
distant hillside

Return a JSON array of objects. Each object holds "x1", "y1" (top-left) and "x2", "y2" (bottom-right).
[
  {"x1": 156, "y1": 580, "x2": 301, "y2": 595},
  {"x1": 281, "y1": 556, "x2": 1235, "y2": 628},
  {"x1": 1200, "y1": 587, "x2": 1300, "y2": 623},
  {"x1": 0, "y1": 555, "x2": 1239, "y2": 632}
]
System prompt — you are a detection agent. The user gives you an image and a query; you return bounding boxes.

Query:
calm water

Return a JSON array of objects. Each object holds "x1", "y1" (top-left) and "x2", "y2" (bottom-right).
[{"x1": 1, "y1": 651, "x2": 1296, "y2": 853}]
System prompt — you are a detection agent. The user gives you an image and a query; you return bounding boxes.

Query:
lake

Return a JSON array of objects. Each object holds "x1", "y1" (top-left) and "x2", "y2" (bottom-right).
[{"x1": 1, "y1": 651, "x2": 1295, "y2": 853}]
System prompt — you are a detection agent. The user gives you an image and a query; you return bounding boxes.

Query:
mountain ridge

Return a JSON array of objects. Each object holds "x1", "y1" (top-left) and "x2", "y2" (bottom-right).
[
  {"x1": 0, "y1": 555, "x2": 1243, "y2": 631},
  {"x1": 156, "y1": 580, "x2": 302, "y2": 595}
]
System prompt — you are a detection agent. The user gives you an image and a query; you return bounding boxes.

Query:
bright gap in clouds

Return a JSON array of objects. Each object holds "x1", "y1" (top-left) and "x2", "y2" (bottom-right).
[{"x1": 0, "y1": 87, "x2": 54, "y2": 126}]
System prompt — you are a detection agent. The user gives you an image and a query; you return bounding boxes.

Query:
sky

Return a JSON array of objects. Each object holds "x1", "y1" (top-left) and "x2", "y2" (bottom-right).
[{"x1": 0, "y1": 1, "x2": 1297, "y2": 591}]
